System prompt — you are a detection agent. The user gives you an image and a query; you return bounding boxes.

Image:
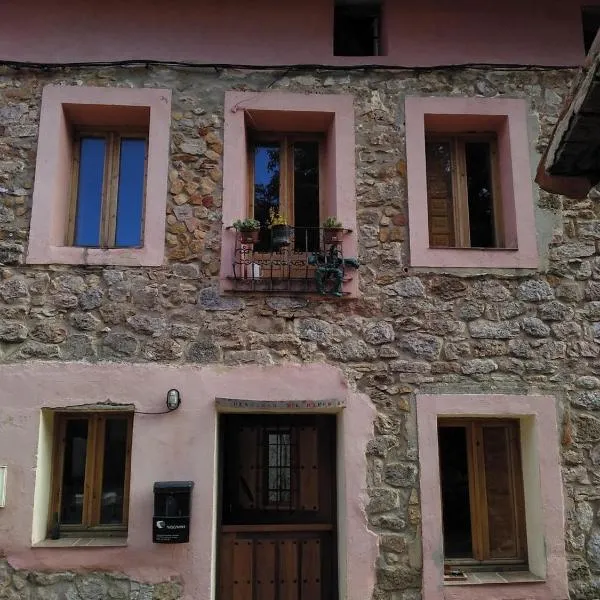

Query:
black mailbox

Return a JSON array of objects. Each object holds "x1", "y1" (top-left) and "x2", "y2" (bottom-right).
[{"x1": 153, "y1": 481, "x2": 194, "y2": 543}]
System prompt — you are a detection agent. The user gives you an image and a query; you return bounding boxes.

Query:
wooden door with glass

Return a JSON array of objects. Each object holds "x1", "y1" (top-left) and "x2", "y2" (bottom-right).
[{"x1": 218, "y1": 414, "x2": 337, "y2": 600}]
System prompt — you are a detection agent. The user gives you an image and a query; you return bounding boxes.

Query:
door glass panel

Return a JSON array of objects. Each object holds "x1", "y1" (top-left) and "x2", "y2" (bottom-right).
[
  {"x1": 293, "y1": 141, "x2": 320, "y2": 251},
  {"x1": 253, "y1": 143, "x2": 280, "y2": 251},
  {"x1": 465, "y1": 141, "x2": 496, "y2": 248},
  {"x1": 60, "y1": 419, "x2": 89, "y2": 525},
  {"x1": 438, "y1": 426, "x2": 473, "y2": 558},
  {"x1": 482, "y1": 426, "x2": 518, "y2": 558},
  {"x1": 99, "y1": 417, "x2": 129, "y2": 524}
]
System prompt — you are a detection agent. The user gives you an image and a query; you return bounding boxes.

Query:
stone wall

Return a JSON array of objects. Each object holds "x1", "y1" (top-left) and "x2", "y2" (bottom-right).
[
  {"x1": 2, "y1": 64, "x2": 599, "y2": 598},
  {"x1": 0, "y1": 559, "x2": 182, "y2": 600}
]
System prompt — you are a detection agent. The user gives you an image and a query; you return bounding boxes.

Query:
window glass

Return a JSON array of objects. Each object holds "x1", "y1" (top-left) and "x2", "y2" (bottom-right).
[
  {"x1": 438, "y1": 426, "x2": 473, "y2": 558},
  {"x1": 465, "y1": 142, "x2": 495, "y2": 248},
  {"x1": 74, "y1": 137, "x2": 106, "y2": 247},
  {"x1": 115, "y1": 138, "x2": 146, "y2": 248},
  {"x1": 266, "y1": 430, "x2": 292, "y2": 505},
  {"x1": 253, "y1": 143, "x2": 281, "y2": 251},
  {"x1": 334, "y1": 3, "x2": 381, "y2": 56},
  {"x1": 60, "y1": 419, "x2": 89, "y2": 525},
  {"x1": 100, "y1": 417, "x2": 129, "y2": 525},
  {"x1": 293, "y1": 141, "x2": 320, "y2": 251}
]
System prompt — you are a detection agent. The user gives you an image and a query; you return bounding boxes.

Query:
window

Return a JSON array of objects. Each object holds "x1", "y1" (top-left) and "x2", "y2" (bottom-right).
[
  {"x1": 70, "y1": 131, "x2": 147, "y2": 248},
  {"x1": 27, "y1": 85, "x2": 171, "y2": 266},
  {"x1": 221, "y1": 91, "x2": 358, "y2": 296},
  {"x1": 50, "y1": 412, "x2": 133, "y2": 536},
  {"x1": 582, "y1": 6, "x2": 600, "y2": 54},
  {"x1": 404, "y1": 96, "x2": 539, "y2": 269},
  {"x1": 333, "y1": 1, "x2": 381, "y2": 56},
  {"x1": 416, "y1": 394, "x2": 569, "y2": 600},
  {"x1": 426, "y1": 134, "x2": 502, "y2": 249},
  {"x1": 249, "y1": 135, "x2": 321, "y2": 252},
  {"x1": 438, "y1": 419, "x2": 526, "y2": 568}
]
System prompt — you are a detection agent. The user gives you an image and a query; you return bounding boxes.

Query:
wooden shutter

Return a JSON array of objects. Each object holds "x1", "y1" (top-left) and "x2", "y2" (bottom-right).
[
  {"x1": 298, "y1": 425, "x2": 319, "y2": 512},
  {"x1": 425, "y1": 140, "x2": 455, "y2": 247},
  {"x1": 480, "y1": 423, "x2": 525, "y2": 560}
]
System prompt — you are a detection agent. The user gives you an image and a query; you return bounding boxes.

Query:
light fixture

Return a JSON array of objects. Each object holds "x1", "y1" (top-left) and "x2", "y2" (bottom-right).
[{"x1": 166, "y1": 389, "x2": 182, "y2": 411}]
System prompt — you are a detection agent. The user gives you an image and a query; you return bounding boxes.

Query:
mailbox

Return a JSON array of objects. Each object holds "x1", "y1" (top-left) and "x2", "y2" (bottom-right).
[{"x1": 153, "y1": 481, "x2": 194, "y2": 543}]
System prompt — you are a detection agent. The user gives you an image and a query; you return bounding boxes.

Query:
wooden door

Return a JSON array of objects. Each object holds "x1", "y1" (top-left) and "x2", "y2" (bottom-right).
[{"x1": 219, "y1": 415, "x2": 337, "y2": 600}]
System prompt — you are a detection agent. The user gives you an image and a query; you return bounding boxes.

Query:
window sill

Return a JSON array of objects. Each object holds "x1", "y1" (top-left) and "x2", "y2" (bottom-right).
[
  {"x1": 444, "y1": 571, "x2": 544, "y2": 586},
  {"x1": 34, "y1": 537, "x2": 128, "y2": 548},
  {"x1": 26, "y1": 244, "x2": 164, "y2": 267}
]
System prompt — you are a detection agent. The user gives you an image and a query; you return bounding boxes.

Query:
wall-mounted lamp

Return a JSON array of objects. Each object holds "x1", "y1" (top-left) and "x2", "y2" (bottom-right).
[{"x1": 166, "y1": 389, "x2": 182, "y2": 411}]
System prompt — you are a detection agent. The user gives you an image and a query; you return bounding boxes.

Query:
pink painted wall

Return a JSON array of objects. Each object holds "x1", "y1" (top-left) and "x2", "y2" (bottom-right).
[
  {"x1": 0, "y1": 362, "x2": 377, "y2": 600},
  {"x1": 0, "y1": 0, "x2": 594, "y2": 67}
]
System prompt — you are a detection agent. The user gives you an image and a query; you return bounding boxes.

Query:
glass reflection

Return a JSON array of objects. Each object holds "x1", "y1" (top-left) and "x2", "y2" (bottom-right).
[
  {"x1": 253, "y1": 144, "x2": 280, "y2": 251},
  {"x1": 60, "y1": 419, "x2": 88, "y2": 525},
  {"x1": 100, "y1": 418, "x2": 128, "y2": 524}
]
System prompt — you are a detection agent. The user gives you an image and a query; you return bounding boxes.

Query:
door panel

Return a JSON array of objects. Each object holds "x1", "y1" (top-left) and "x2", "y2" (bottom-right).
[{"x1": 219, "y1": 415, "x2": 337, "y2": 600}]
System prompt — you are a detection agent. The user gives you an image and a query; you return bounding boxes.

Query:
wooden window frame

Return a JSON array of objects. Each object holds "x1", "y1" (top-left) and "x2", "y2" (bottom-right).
[
  {"x1": 438, "y1": 418, "x2": 527, "y2": 568},
  {"x1": 426, "y1": 133, "x2": 503, "y2": 249},
  {"x1": 247, "y1": 133, "x2": 325, "y2": 228},
  {"x1": 67, "y1": 127, "x2": 148, "y2": 248},
  {"x1": 49, "y1": 411, "x2": 133, "y2": 537}
]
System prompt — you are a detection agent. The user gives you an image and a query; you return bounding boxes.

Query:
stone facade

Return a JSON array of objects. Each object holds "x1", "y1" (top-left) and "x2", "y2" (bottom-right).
[
  {"x1": 0, "y1": 559, "x2": 182, "y2": 600},
  {"x1": 1, "y1": 64, "x2": 599, "y2": 598}
]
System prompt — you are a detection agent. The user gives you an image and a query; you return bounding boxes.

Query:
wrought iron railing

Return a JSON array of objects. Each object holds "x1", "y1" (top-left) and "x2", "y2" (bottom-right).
[{"x1": 228, "y1": 226, "x2": 356, "y2": 295}]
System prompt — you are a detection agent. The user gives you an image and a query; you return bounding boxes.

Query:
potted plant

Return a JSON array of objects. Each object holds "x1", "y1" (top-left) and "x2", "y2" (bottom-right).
[
  {"x1": 268, "y1": 208, "x2": 291, "y2": 248},
  {"x1": 232, "y1": 218, "x2": 261, "y2": 244},
  {"x1": 322, "y1": 216, "x2": 345, "y2": 244}
]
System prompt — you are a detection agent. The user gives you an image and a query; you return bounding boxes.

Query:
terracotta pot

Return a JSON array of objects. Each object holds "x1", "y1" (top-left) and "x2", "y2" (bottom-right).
[
  {"x1": 323, "y1": 227, "x2": 344, "y2": 244},
  {"x1": 238, "y1": 228, "x2": 260, "y2": 244}
]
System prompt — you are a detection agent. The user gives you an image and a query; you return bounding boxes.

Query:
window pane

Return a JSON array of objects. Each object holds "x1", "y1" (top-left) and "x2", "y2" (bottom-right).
[
  {"x1": 482, "y1": 426, "x2": 519, "y2": 558},
  {"x1": 266, "y1": 430, "x2": 292, "y2": 505},
  {"x1": 99, "y1": 417, "x2": 129, "y2": 525},
  {"x1": 115, "y1": 138, "x2": 146, "y2": 247},
  {"x1": 74, "y1": 137, "x2": 106, "y2": 247},
  {"x1": 60, "y1": 419, "x2": 89, "y2": 525},
  {"x1": 334, "y1": 4, "x2": 380, "y2": 56},
  {"x1": 425, "y1": 141, "x2": 455, "y2": 247},
  {"x1": 438, "y1": 426, "x2": 473, "y2": 558},
  {"x1": 293, "y1": 141, "x2": 320, "y2": 251},
  {"x1": 253, "y1": 143, "x2": 280, "y2": 251},
  {"x1": 465, "y1": 142, "x2": 496, "y2": 248}
]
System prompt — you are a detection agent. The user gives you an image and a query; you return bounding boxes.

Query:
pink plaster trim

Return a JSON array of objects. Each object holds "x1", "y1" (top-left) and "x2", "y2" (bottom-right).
[
  {"x1": 0, "y1": 362, "x2": 377, "y2": 600},
  {"x1": 416, "y1": 394, "x2": 568, "y2": 600},
  {"x1": 405, "y1": 96, "x2": 539, "y2": 268},
  {"x1": 27, "y1": 85, "x2": 171, "y2": 266},
  {"x1": 221, "y1": 91, "x2": 358, "y2": 296}
]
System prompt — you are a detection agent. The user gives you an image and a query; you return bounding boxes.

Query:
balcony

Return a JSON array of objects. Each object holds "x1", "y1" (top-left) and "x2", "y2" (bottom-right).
[{"x1": 227, "y1": 226, "x2": 357, "y2": 295}]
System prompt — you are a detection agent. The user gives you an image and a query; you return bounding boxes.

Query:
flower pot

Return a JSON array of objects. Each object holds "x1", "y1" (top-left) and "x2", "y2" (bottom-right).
[
  {"x1": 238, "y1": 228, "x2": 260, "y2": 244},
  {"x1": 323, "y1": 227, "x2": 345, "y2": 244},
  {"x1": 270, "y1": 224, "x2": 292, "y2": 248}
]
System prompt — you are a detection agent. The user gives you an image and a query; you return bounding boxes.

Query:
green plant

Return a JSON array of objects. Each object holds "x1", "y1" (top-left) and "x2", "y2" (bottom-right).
[
  {"x1": 322, "y1": 216, "x2": 343, "y2": 229},
  {"x1": 232, "y1": 218, "x2": 260, "y2": 231},
  {"x1": 268, "y1": 208, "x2": 288, "y2": 228}
]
